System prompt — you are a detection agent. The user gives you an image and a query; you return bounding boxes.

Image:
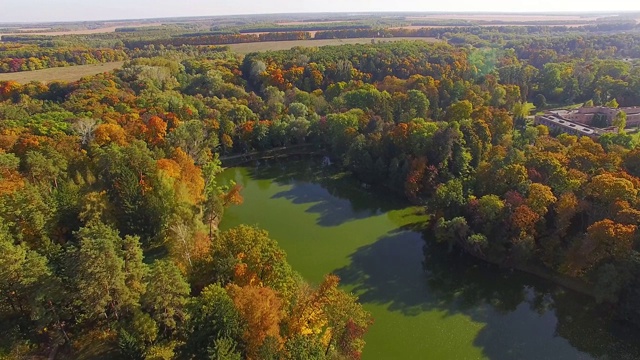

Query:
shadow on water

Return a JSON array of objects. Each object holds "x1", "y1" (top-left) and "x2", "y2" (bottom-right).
[
  {"x1": 335, "y1": 232, "x2": 640, "y2": 360},
  {"x1": 246, "y1": 158, "x2": 408, "y2": 227},
  {"x1": 227, "y1": 158, "x2": 640, "y2": 360}
]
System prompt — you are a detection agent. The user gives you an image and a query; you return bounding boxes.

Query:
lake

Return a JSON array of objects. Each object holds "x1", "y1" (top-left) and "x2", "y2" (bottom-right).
[{"x1": 219, "y1": 158, "x2": 640, "y2": 360}]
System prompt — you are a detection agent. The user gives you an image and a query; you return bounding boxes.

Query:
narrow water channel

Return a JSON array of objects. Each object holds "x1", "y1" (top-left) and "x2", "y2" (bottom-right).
[{"x1": 219, "y1": 158, "x2": 640, "y2": 360}]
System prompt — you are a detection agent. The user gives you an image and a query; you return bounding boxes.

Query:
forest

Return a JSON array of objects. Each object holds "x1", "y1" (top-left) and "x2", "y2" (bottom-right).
[{"x1": 1, "y1": 15, "x2": 640, "y2": 360}]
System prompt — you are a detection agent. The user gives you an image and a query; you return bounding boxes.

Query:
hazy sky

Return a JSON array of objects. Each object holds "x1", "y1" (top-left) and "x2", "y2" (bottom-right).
[{"x1": 2, "y1": 0, "x2": 640, "y2": 23}]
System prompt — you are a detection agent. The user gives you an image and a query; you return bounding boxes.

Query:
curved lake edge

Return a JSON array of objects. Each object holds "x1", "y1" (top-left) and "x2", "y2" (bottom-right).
[
  {"x1": 219, "y1": 160, "x2": 640, "y2": 359},
  {"x1": 223, "y1": 152, "x2": 601, "y2": 302},
  {"x1": 220, "y1": 144, "x2": 322, "y2": 166}
]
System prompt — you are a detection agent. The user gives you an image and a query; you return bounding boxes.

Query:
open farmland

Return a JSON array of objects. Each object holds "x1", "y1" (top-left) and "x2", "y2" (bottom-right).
[
  {"x1": 0, "y1": 23, "x2": 161, "y2": 37},
  {"x1": 226, "y1": 37, "x2": 440, "y2": 54},
  {"x1": 0, "y1": 61, "x2": 124, "y2": 84},
  {"x1": 391, "y1": 23, "x2": 589, "y2": 29},
  {"x1": 276, "y1": 20, "x2": 350, "y2": 25},
  {"x1": 406, "y1": 14, "x2": 604, "y2": 22}
]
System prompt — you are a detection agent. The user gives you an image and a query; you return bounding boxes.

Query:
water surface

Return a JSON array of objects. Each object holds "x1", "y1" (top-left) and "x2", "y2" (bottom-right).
[{"x1": 219, "y1": 159, "x2": 640, "y2": 360}]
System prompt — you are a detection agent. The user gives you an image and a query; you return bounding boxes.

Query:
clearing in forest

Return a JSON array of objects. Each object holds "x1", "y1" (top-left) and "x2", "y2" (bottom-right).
[{"x1": 0, "y1": 61, "x2": 125, "y2": 84}]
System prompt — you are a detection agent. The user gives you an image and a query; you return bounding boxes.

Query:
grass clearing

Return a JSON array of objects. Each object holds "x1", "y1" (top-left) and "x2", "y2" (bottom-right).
[
  {"x1": 226, "y1": 37, "x2": 440, "y2": 54},
  {"x1": 0, "y1": 61, "x2": 125, "y2": 84}
]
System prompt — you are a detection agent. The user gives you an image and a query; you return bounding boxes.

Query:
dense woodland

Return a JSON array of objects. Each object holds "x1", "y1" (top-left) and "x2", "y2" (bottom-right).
[
  {"x1": 2, "y1": 20, "x2": 640, "y2": 72},
  {"x1": 1, "y1": 19, "x2": 640, "y2": 359},
  {"x1": 0, "y1": 44, "x2": 127, "y2": 72}
]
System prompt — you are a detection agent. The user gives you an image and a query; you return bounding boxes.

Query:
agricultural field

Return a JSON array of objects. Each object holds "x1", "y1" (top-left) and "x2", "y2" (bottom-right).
[
  {"x1": 0, "y1": 61, "x2": 124, "y2": 83},
  {"x1": 226, "y1": 36, "x2": 439, "y2": 53},
  {"x1": 406, "y1": 14, "x2": 603, "y2": 22},
  {"x1": 275, "y1": 20, "x2": 349, "y2": 25},
  {"x1": 0, "y1": 22, "x2": 161, "y2": 37}
]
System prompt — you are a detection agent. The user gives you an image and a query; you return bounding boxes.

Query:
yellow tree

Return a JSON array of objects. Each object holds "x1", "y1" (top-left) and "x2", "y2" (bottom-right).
[
  {"x1": 564, "y1": 219, "x2": 637, "y2": 276},
  {"x1": 526, "y1": 183, "x2": 557, "y2": 216},
  {"x1": 93, "y1": 123, "x2": 127, "y2": 146},
  {"x1": 227, "y1": 284, "x2": 284, "y2": 359},
  {"x1": 554, "y1": 192, "x2": 579, "y2": 236},
  {"x1": 322, "y1": 275, "x2": 373, "y2": 360},
  {"x1": 588, "y1": 173, "x2": 637, "y2": 205}
]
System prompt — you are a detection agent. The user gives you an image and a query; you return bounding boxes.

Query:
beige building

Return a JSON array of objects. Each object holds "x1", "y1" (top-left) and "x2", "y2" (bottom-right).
[
  {"x1": 549, "y1": 106, "x2": 640, "y2": 128},
  {"x1": 534, "y1": 114, "x2": 599, "y2": 137}
]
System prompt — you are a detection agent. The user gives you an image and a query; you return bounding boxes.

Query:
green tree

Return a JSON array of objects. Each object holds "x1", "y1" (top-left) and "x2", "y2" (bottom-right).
[
  {"x1": 433, "y1": 179, "x2": 466, "y2": 218},
  {"x1": 0, "y1": 227, "x2": 50, "y2": 316},
  {"x1": 284, "y1": 335, "x2": 326, "y2": 360},
  {"x1": 605, "y1": 98, "x2": 619, "y2": 108},
  {"x1": 0, "y1": 184, "x2": 56, "y2": 250},
  {"x1": 209, "y1": 337, "x2": 243, "y2": 360},
  {"x1": 142, "y1": 260, "x2": 190, "y2": 334},
  {"x1": 533, "y1": 94, "x2": 547, "y2": 109},
  {"x1": 167, "y1": 120, "x2": 218, "y2": 165},
  {"x1": 95, "y1": 141, "x2": 175, "y2": 245},
  {"x1": 25, "y1": 148, "x2": 68, "y2": 190},
  {"x1": 121, "y1": 235, "x2": 147, "y2": 303},
  {"x1": 288, "y1": 102, "x2": 309, "y2": 118},
  {"x1": 74, "y1": 221, "x2": 134, "y2": 321},
  {"x1": 613, "y1": 110, "x2": 627, "y2": 134},
  {"x1": 182, "y1": 283, "x2": 243, "y2": 359},
  {"x1": 446, "y1": 100, "x2": 473, "y2": 122},
  {"x1": 512, "y1": 102, "x2": 534, "y2": 119},
  {"x1": 325, "y1": 110, "x2": 361, "y2": 157}
]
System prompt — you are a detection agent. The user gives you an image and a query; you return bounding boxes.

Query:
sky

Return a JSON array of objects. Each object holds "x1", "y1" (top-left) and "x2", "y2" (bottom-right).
[{"x1": 1, "y1": 0, "x2": 640, "y2": 23}]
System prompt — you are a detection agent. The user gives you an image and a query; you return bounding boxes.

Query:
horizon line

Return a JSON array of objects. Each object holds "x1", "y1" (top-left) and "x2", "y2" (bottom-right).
[{"x1": 1, "y1": 9, "x2": 639, "y2": 25}]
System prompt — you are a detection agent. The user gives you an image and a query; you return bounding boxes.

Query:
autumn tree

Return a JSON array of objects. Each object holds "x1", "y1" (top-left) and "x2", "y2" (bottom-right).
[
  {"x1": 554, "y1": 192, "x2": 579, "y2": 237},
  {"x1": 623, "y1": 149, "x2": 640, "y2": 177},
  {"x1": 564, "y1": 219, "x2": 637, "y2": 277},
  {"x1": 144, "y1": 116, "x2": 168, "y2": 146},
  {"x1": 526, "y1": 183, "x2": 557, "y2": 216},
  {"x1": 227, "y1": 284, "x2": 284, "y2": 359},
  {"x1": 209, "y1": 226, "x2": 297, "y2": 295},
  {"x1": 587, "y1": 173, "x2": 637, "y2": 205},
  {"x1": 320, "y1": 275, "x2": 373, "y2": 360},
  {"x1": 94, "y1": 123, "x2": 128, "y2": 146},
  {"x1": 0, "y1": 152, "x2": 24, "y2": 195}
]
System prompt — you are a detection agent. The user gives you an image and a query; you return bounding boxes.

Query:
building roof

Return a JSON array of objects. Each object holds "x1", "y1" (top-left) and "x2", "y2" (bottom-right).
[
  {"x1": 622, "y1": 107, "x2": 640, "y2": 115},
  {"x1": 536, "y1": 115, "x2": 596, "y2": 136}
]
